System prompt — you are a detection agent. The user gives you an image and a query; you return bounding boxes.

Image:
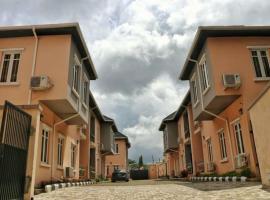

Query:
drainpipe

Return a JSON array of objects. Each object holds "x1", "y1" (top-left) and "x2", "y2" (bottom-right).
[
  {"x1": 51, "y1": 113, "x2": 80, "y2": 181},
  {"x1": 28, "y1": 27, "x2": 39, "y2": 105},
  {"x1": 189, "y1": 58, "x2": 235, "y2": 170}
]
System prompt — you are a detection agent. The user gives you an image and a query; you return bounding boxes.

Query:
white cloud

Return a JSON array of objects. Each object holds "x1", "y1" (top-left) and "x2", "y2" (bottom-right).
[{"x1": 1, "y1": 0, "x2": 270, "y2": 162}]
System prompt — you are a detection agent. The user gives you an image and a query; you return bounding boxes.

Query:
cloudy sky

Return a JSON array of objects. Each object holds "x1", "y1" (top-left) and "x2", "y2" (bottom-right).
[{"x1": 1, "y1": 0, "x2": 270, "y2": 163}]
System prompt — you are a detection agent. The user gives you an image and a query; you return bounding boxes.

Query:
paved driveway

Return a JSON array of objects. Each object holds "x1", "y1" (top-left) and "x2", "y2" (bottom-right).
[{"x1": 35, "y1": 180, "x2": 270, "y2": 200}]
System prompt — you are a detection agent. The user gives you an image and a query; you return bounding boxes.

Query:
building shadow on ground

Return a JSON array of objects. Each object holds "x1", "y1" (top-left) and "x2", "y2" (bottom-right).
[{"x1": 174, "y1": 181, "x2": 265, "y2": 191}]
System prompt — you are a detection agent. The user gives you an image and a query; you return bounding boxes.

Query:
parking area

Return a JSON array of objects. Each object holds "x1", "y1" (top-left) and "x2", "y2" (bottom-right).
[{"x1": 34, "y1": 180, "x2": 270, "y2": 200}]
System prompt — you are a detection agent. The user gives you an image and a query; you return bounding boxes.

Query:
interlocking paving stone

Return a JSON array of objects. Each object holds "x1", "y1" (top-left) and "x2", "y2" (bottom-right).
[{"x1": 35, "y1": 180, "x2": 270, "y2": 200}]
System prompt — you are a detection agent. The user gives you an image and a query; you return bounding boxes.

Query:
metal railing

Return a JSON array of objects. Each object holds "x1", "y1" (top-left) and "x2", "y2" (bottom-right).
[{"x1": 90, "y1": 134, "x2": 95, "y2": 143}]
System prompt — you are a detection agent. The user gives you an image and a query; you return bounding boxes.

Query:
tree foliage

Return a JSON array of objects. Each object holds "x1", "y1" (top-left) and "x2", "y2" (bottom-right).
[{"x1": 138, "y1": 155, "x2": 144, "y2": 168}]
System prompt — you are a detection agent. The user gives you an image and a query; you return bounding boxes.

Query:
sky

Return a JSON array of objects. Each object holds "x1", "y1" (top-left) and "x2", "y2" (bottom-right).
[{"x1": 1, "y1": 0, "x2": 270, "y2": 163}]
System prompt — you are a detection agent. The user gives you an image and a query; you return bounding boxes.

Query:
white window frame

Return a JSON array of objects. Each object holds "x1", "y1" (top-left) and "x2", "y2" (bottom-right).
[
  {"x1": 82, "y1": 73, "x2": 89, "y2": 108},
  {"x1": 199, "y1": 55, "x2": 210, "y2": 94},
  {"x1": 0, "y1": 51, "x2": 22, "y2": 84},
  {"x1": 71, "y1": 143, "x2": 77, "y2": 168},
  {"x1": 232, "y1": 120, "x2": 245, "y2": 155},
  {"x1": 250, "y1": 48, "x2": 270, "y2": 79},
  {"x1": 218, "y1": 129, "x2": 227, "y2": 160},
  {"x1": 191, "y1": 73, "x2": 199, "y2": 107},
  {"x1": 207, "y1": 138, "x2": 213, "y2": 162},
  {"x1": 57, "y1": 134, "x2": 65, "y2": 167},
  {"x1": 72, "y1": 55, "x2": 81, "y2": 97},
  {"x1": 41, "y1": 124, "x2": 51, "y2": 164}
]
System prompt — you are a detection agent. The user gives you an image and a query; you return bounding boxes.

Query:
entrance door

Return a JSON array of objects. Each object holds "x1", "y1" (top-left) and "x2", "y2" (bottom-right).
[{"x1": 0, "y1": 101, "x2": 32, "y2": 200}]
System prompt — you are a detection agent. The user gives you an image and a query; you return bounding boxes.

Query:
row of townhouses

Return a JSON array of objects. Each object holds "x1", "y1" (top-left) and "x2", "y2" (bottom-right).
[
  {"x1": 0, "y1": 23, "x2": 130, "y2": 200},
  {"x1": 160, "y1": 26, "x2": 270, "y2": 187}
]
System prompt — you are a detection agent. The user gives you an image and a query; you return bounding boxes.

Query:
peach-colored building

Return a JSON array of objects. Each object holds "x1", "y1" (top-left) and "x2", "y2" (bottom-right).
[
  {"x1": 148, "y1": 162, "x2": 167, "y2": 179},
  {"x1": 79, "y1": 91, "x2": 120, "y2": 180},
  {"x1": 160, "y1": 91, "x2": 204, "y2": 177},
  {"x1": 0, "y1": 23, "x2": 98, "y2": 199},
  {"x1": 179, "y1": 26, "x2": 270, "y2": 177},
  {"x1": 159, "y1": 112, "x2": 179, "y2": 177},
  {"x1": 249, "y1": 83, "x2": 270, "y2": 187},
  {"x1": 105, "y1": 132, "x2": 130, "y2": 178},
  {"x1": 79, "y1": 91, "x2": 103, "y2": 180},
  {"x1": 175, "y1": 91, "x2": 204, "y2": 176}
]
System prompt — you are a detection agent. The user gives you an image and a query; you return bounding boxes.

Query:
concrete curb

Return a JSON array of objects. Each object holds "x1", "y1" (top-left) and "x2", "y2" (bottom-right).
[
  {"x1": 190, "y1": 176, "x2": 247, "y2": 182},
  {"x1": 45, "y1": 181, "x2": 95, "y2": 193}
]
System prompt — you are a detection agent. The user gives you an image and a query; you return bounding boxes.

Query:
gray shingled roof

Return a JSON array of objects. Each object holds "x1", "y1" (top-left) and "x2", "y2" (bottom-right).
[
  {"x1": 114, "y1": 132, "x2": 131, "y2": 148},
  {"x1": 159, "y1": 90, "x2": 190, "y2": 131}
]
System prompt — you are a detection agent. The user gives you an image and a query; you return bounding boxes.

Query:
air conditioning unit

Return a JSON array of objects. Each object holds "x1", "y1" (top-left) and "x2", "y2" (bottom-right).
[
  {"x1": 31, "y1": 75, "x2": 52, "y2": 90},
  {"x1": 222, "y1": 74, "x2": 241, "y2": 89},
  {"x1": 235, "y1": 154, "x2": 248, "y2": 168},
  {"x1": 77, "y1": 125, "x2": 87, "y2": 140},
  {"x1": 207, "y1": 162, "x2": 215, "y2": 172},
  {"x1": 65, "y1": 167, "x2": 74, "y2": 178}
]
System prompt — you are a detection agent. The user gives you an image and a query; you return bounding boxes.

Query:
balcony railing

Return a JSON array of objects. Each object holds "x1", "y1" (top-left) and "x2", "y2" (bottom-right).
[
  {"x1": 184, "y1": 128, "x2": 190, "y2": 139},
  {"x1": 89, "y1": 166, "x2": 96, "y2": 179},
  {"x1": 90, "y1": 134, "x2": 95, "y2": 143},
  {"x1": 186, "y1": 162, "x2": 193, "y2": 173}
]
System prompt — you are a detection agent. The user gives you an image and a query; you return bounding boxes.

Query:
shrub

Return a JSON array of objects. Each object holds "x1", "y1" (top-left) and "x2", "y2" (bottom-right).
[
  {"x1": 240, "y1": 168, "x2": 252, "y2": 178},
  {"x1": 180, "y1": 170, "x2": 188, "y2": 178},
  {"x1": 221, "y1": 171, "x2": 240, "y2": 177},
  {"x1": 205, "y1": 172, "x2": 218, "y2": 177}
]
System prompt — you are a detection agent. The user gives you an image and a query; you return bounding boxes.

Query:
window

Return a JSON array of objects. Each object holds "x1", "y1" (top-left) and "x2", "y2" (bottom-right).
[
  {"x1": 57, "y1": 135, "x2": 65, "y2": 166},
  {"x1": 233, "y1": 121, "x2": 245, "y2": 154},
  {"x1": 113, "y1": 165, "x2": 119, "y2": 171},
  {"x1": 82, "y1": 74, "x2": 89, "y2": 105},
  {"x1": 183, "y1": 110, "x2": 190, "y2": 138},
  {"x1": 0, "y1": 52, "x2": 21, "y2": 83},
  {"x1": 41, "y1": 128, "x2": 50, "y2": 164},
  {"x1": 207, "y1": 139, "x2": 213, "y2": 162},
  {"x1": 199, "y1": 56, "x2": 210, "y2": 92},
  {"x1": 191, "y1": 74, "x2": 199, "y2": 105},
  {"x1": 72, "y1": 64, "x2": 81, "y2": 94},
  {"x1": 90, "y1": 116, "x2": 95, "y2": 142},
  {"x1": 71, "y1": 143, "x2": 76, "y2": 168},
  {"x1": 251, "y1": 49, "x2": 270, "y2": 78},
  {"x1": 218, "y1": 130, "x2": 227, "y2": 160},
  {"x1": 115, "y1": 144, "x2": 119, "y2": 153}
]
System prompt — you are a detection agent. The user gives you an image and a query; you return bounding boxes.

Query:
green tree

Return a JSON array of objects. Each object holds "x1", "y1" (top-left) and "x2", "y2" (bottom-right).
[
  {"x1": 128, "y1": 159, "x2": 139, "y2": 169},
  {"x1": 138, "y1": 155, "x2": 144, "y2": 168}
]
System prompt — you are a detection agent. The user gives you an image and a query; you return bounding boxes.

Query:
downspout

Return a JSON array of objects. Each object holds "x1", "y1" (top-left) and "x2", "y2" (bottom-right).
[
  {"x1": 189, "y1": 58, "x2": 235, "y2": 170},
  {"x1": 51, "y1": 113, "x2": 80, "y2": 181},
  {"x1": 28, "y1": 27, "x2": 39, "y2": 105}
]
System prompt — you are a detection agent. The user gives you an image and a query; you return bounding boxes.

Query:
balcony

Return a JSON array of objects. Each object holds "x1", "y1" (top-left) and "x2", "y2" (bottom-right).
[
  {"x1": 163, "y1": 122, "x2": 178, "y2": 153},
  {"x1": 100, "y1": 123, "x2": 115, "y2": 155},
  {"x1": 192, "y1": 75, "x2": 241, "y2": 121}
]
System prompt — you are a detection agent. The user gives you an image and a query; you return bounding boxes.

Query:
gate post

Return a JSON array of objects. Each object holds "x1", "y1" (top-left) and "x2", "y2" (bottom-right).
[{"x1": 24, "y1": 106, "x2": 42, "y2": 200}]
